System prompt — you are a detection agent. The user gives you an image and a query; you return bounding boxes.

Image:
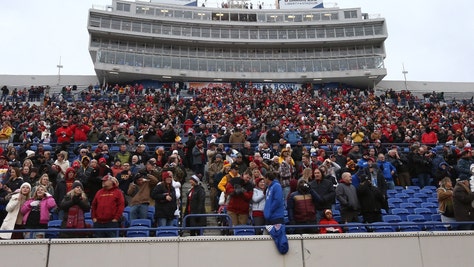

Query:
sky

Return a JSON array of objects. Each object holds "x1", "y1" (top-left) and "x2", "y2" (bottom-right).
[{"x1": 0, "y1": 0, "x2": 473, "y2": 83}]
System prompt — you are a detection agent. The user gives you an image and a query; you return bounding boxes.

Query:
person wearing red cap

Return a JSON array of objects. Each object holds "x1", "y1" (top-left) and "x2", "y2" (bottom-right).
[
  {"x1": 151, "y1": 171, "x2": 177, "y2": 227},
  {"x1": 91, "y1": 174, "x2": 124, "y2": 238}
]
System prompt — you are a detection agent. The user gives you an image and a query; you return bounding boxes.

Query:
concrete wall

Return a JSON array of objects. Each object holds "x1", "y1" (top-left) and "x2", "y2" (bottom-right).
[{"x1": 1, "y1": 232, "x2": 474, "y2": 267}]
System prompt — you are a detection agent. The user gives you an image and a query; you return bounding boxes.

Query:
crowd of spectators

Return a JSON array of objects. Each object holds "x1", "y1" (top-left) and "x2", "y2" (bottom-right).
[{"x1": 0, "y1": 82, "x2": 473, "y2": 237}]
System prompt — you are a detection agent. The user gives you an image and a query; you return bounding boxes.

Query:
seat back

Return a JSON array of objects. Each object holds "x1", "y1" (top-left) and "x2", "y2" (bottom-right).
[
  {"x1": 233, "y1": 225, "x2": 256, "y2": 236},
  {"x1": 46, "y1": 219, "x2": 63, "y2": 238},
  {"x1": 156, "y1": 226, "x2": 179, "y2": 237},
  {"x1": 130, "y1": 219, "x2": 152, "y2": 228},
  {"x1": 126, "y1": 226, "x2": 150, "y2": 237},
  {"x1": 344, "y1": 223, "x2": 367, "y2": 233},
  {"x1": 391, "y1": 208, "x2": 410, "y2": 221}
]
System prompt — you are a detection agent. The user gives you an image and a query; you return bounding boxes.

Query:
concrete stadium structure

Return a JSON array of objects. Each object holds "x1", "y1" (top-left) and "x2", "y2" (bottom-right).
[{"x1": 87, "y1": 0, "x2": 387, "y2": 88}]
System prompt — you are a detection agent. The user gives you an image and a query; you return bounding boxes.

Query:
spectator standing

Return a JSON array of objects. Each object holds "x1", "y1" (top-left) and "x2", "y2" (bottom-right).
[
  {"x1": 0, "y1": 182, "x2": 31, "y2": 239},
  {"x1": 185, "y1": 175, "x2": 206, "y2": 236},
  {"x1": 225, "y1": 170, "x2": 253, "y2": 226},
  {"x1": 287, "y1": 178, "x2": 321, "y2": 233},
  {"x1": 252, "y1": 177, "x2": 266, "y2": 234},
  {"x1": 356, "y1": 174, "x2": 387, "y2": 223},
  {"x1": 21, "y1": 185, "x2": 57, "y2": 239},
  {"x1": 437, "y1": 177, "x2": 456, "y2": 227},
  {"x1": 59, "y1": 180, "x2": 91, "y2": 238},
  {"x1": 453, "y1": 177, "x2": 474, "y2": 230},
  {"x1": 335, "y1": 172, "x2": 360, "y2": 223},
  {"x1": 309, "y1": 168, "x2": 336, "y2": 223},
  {"x1": 376, "y1": 153, "x2": 397, "y2": 190},
  {"x1": 151, "y1": 171, "x2": 177, "y2": 227},
  {"x1": 127, "y1": 171, "x2": 158, "y2": 221},
  {"x1": 91, "y1": 175, "x2": 125, "y2": 238}
]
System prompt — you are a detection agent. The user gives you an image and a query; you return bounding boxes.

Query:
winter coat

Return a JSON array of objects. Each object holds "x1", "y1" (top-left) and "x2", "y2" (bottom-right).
[
  {"x1": 59, "y1": 193, "x2": 91, "y2": 229},
  {"x1": 335, "y1": 182, "x2": 360, "y2": 212},
  {"x1": 21, "y1": 194, "x2": 57, "y2": 225},
  {"x1": 91, "y1": 186, "x2": 125, "y2": 223},
  {"x1": 252, "y1": 188, "x2": 266, "y2": 216},
  {"x1": 264, "y1": 180, "x2": 285, "y2": 224},
  {"x1": 151, "y1": 182, "x2": 177, "y2": 220},
  {"x1": 309, "y1": 178, "x2": 335, "y2": 210},
  {"x1": 0, "y1": 193, "x2": 26, "y2": 239},
  {"x1": 453, "y1": 182, "x2": 474, "y2": 222},
  {"x1": 226, "y1": 177, "x2": 253, "y2": 215},
  {"x1": 185, "y1": 184, "x2": 206, "y2": 227}
]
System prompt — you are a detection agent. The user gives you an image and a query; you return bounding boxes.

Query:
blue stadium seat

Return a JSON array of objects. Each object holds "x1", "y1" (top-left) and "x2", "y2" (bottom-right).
[
  {"x1": 332, "y1": 209, "x2": 340, "y2": 216},
  {"x1": 394, "y1": 193, "x2": 410, "y2": 200},
  {"x1": 46, "y1": 220, "x2": 63, "y2": 238},
  {"x1": 156, "y1": 226, "x2": 180, "y2": 237},
  {"x1": 344, "y1": 223, "x2": 367, "y2": 233},
  {"x1": 431, "y1": 214, "x2": 441, "y2": 222},
  {"x1": 394, "y1": 186, "x2": 404, "y2": 192},
  {"x1": 406, "y1": 186, "x2": 421, "y2": 192},
  {"x1": 383, "y1": 215, "x2": 402, "y2": 224},
  {"x1": 398, "y1": 222, "x2": 421, "y2": 232},
  {"x1": 423, "y1": 186, "x2": 437, "y2": 191},
  {"x1": 388, "y1": 198, "x2": 403, "y2": 208},
  {"x1": 424, "y1": 221, "x2": 448, "y2": 231},
  {"x1": 420, "y1": 188, "x2": 434, "y2": 195},
  {"x1": 386, "y1": 189, "x2": 398, "y2": 198},
  {"x1": 406, "y1": 215, "x2": 426, "y2": 223},
  {"x1": 233, "y1": 225, "x2": 256, "y2": 236},
  {"x1": 407, "y1": 198, "x2": 423, "y2": 207},
  {"x1": 421, "y1": 202, "x2": 438, "y2": 214},
  {"x1": 399, "y1": 203, "x2": 417, "y2": 214},
  {"x1": 84, "y1": 212, "x2": 92, "y2": 220},
  {"x1": 130, "y1": 219, "x2": 152, "y2": 228},
  {"x1": 391, "y1": 208, "x2": 410, "y2": 221},
  {"x1": 427, "y1": 197, "x2": 438, "y2": 204},
  {"x1": 401, "y1": 189, "x2": 416, "y2": 198},
  {"x1": 126, "y1": 226, "x2": 149, "y2": 237},
  {"x1": 414, "y1": 193, "x2": 429, "y2": 202},
  {"x1": 370, "y1": 222, "x2": 395, "y2": 233},
  {"x1": 414, "y1": 208, "x2": 433, "y2": 221}
]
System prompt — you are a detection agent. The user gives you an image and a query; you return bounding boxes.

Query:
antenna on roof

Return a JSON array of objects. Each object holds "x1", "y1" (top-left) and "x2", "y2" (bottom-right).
[
  {"x1": 402, "y1": 63, "x2": 408, "y2": 91},
  {"x1": 57, "y1": 56, "x2": 63, "y2": 86}
]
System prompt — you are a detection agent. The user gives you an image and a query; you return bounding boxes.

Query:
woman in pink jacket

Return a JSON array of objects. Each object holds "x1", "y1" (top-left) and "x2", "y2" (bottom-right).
[{"x1": 21, "y1": 185, "x2": 57, "y2": 238}]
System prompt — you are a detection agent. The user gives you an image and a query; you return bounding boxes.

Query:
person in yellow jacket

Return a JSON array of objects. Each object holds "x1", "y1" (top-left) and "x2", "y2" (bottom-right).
[
  {"x1": 0, "y1": 121, "x2": 13, "y2": 146},
  {"x1": 218, "y1": 162, "x2": 240, "y2": 193}
]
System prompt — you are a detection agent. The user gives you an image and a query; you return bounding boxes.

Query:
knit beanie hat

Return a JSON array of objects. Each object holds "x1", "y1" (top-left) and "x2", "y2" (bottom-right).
[{"x1": 72, "y1": 180, "x2": 84, "y2": 190}]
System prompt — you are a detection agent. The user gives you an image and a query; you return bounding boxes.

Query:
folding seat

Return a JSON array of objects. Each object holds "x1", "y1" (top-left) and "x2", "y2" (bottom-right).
[
  {"x1": 423, "y1": 186, "x2": 437, "y2": 191},
  {"x1": 46, "y1": 220, "x2": 63, "y2": 238},
  {"x1": 394, "y1": 186, "x2": 404, "y2": 192},
  {"x1": 344, "y1": 223, "x2": 367, "y2": 233},
  {"x1": 391, "y1": 208, "x2": 410, "y2": 221},
  {"x1": 427, "y1": 197, "x2": 438, "y2": 204},
  {"x1": 399, "y1": 203, "x2": 417, "y2": 214},
  {"x1": 130, "y1": 219, "x2": 152, "y2": 228},
  {"x1": 424, "y1": 222, "x2": 449, "y2": 231},
  {"x1": 407, "y1": 198, "x2": 423, "y2": 207},
  {"x1": 401, "y1": 189, "x2": 416, "y2": 198},
  {"x1": 406, "y1": 186, "x2": 421, "y2": 192},
  {"x1": 431, "y1": 214, "x2": 441, "y2": 222},
  {"x1": 156, "y1": 226, "x2": 180, "y2": 237},
  {"x1": 420, "y1": 188, "x2": 434, "y2": 195},
  {"x1": 414, "y1": 193, "x2": 429, "y2": 202},
  {"x1": 414, "y1": 208, "x2": 433, "y2": 221},
  {"x1": 398, "y1": 221, "x2": 422, "y2": 232},
  {"x1": 421, "y1": 202, "x2": 439, "y2": 214},
  {"x1": 233, "y1": 225, "x2": 256, "y2": 236},
  {"x1": 388, "y1": 198, "x2": 403, "y2": 208},
  {"x1": 126, "y1": 226, "x2": 150, "y2": 237},
  {"x1": 394, "y1": 193, "x2": 410, "y2": 201},
  {"x1": 370, "y1": 222, "x2": 395, "y2": 233},
  {"x1": 406, "y1": 215, "x2": 426, "y2": 223},
  {"x1": 382, "y1": 215, "x2": 402, "y2": 231},
  {"x1": 386, "y1": 189, "x2": 398, "y2": 198}
]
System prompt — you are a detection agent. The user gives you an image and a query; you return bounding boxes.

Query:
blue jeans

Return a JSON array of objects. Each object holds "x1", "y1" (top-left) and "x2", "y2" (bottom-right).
[
  {"x1": 94, "y1": 221, "x2": 120, "y2": 238},
  {"x1": 157, "y1": 218, "x2": 175, "y2": 227},
  {"x1": 130, "y1": 204, "x2": 149, "y2": 221},
  {"x1": 386, "y1": 180, "x2": 395, "y2": 190},
  {"x1": 417, "y1": 173, "x2": 431, "y2": 188}
]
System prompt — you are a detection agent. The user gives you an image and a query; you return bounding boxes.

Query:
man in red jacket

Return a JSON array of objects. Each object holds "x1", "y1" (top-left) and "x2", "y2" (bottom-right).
[
  {"x1": 225, "y1": 170, "x2": 253, "y2": 226},
  {"x1": 91, "y1": 174, "x2": 125, "y2": 237}
]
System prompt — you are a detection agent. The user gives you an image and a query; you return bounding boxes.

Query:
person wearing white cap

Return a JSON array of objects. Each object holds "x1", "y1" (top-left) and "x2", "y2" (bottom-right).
[
  {"x1": 0, "y1": 182, "x2": 31, "y2": 239},
  {"x1": 185, "y1": 175, "x2": 206, "y2": 236}
]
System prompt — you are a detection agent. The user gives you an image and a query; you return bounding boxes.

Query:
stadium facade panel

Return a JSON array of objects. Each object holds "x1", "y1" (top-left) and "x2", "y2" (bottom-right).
[{"x1": 88, "y1": 0, "x2": 387, "y2": 88}]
